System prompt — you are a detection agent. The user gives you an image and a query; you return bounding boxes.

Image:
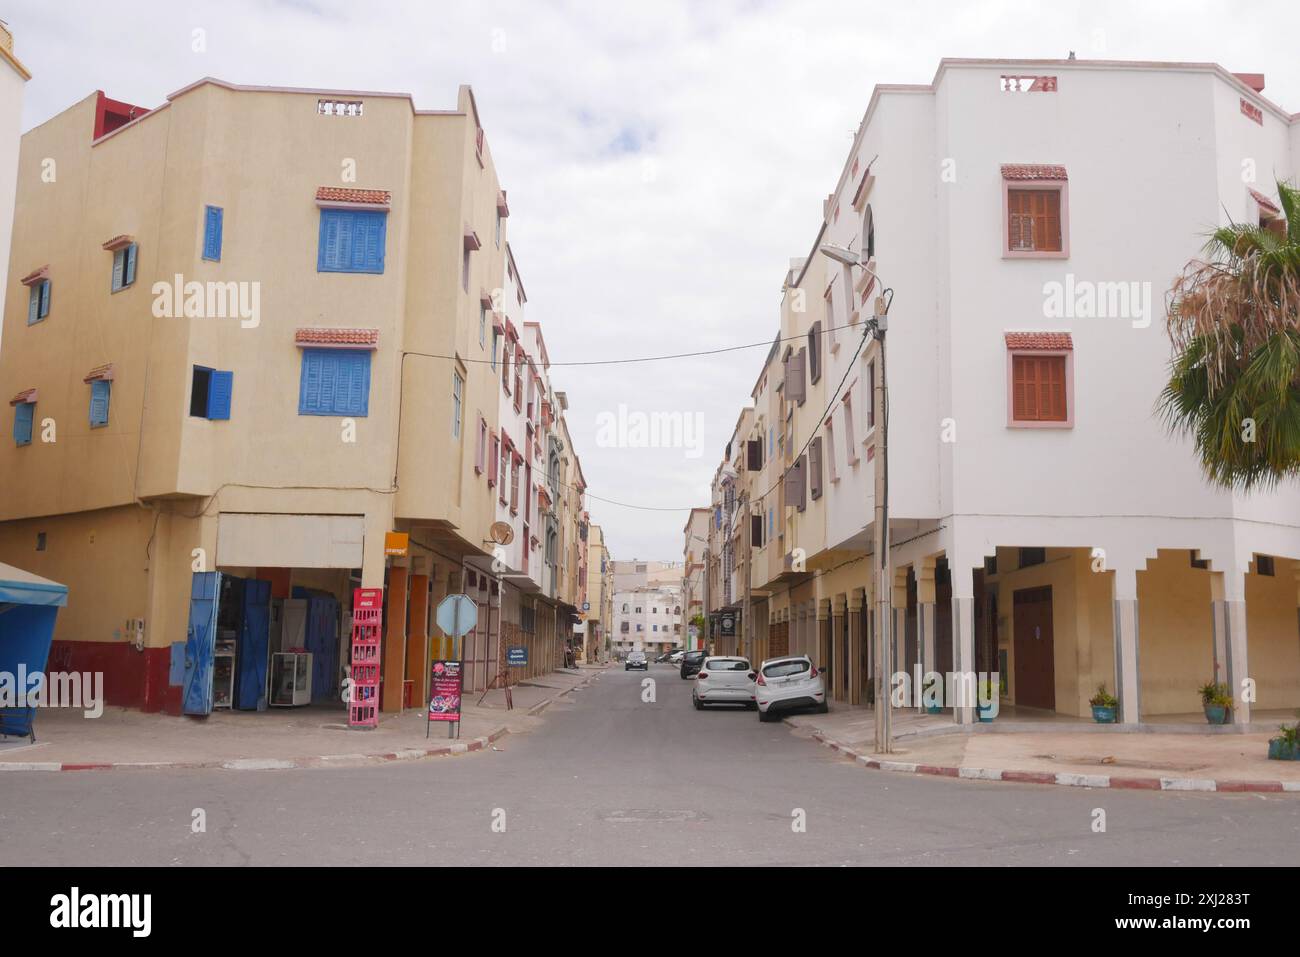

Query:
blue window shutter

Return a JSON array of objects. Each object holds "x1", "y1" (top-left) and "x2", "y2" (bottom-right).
[
  {"x1": 13, "y1": 402, "x2": 34, "y2": 445},
  {"x1": 39, "y1": 280, "x2": 50, "y2": 318},
  {"x1": 27, "y1": 285, "x2": 39, "y2": 324},
  {"x1": 317, "y1": 212, "x2": 337, "y2": 271},
  {"x1": 298, "y1": 349, "x2": 370, "y2": 415},
  {"x1": 124, "y1": 243, "x2": 138, "y2": 286},
  {"x1": 318, "y1": 209, "x2": 386, "y2": 273},
  {"x1": 207, "y1": 370, "x2": 233, "y2": 419},
  {"x1": 299, "y1": 350, "x2": 324, "y2": 413},
  {"x1": 89, "y1": 380, "x2": 111, "y2": 427},
  {"x1": 111, "y1": 249, "x2": 124, "y2": 291},
  {"x1": 346, "y1": 352, "x2": 371, "y2": 415},
  {"x1": 203, "y1": 206, "x2": 223, "y2": 261}
]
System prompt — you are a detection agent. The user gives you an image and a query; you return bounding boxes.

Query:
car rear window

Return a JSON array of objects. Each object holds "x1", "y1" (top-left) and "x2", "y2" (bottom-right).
[
  {"x1": 684, "y1": 651, "x2": 705, "y2": 660},
  {"x1": 763, "y1": 659, "x2": 810, "y2": 678},
  {"x1": 705, "y1": 659, "x2": 751, "y2": 671}
]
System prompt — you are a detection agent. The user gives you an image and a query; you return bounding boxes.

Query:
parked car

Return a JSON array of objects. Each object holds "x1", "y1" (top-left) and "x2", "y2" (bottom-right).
[
  {"x1": 692, "y1": 657, "x2": 757, "y2": 710},
  {"x1": 669, "y1": 651, "x2": 685, "y2": 665},
  {"x1": 755, "y1": 655, "x2": 827, "y2": 721},
  {"x1": 625, "y1": 651, "x2": 648, "y2": 671},
  {"x1": 679, "y1": 649, "x2": 706, "y2": 679},
  {"x1": 654, "y1": 652, "x2": 672, "y2": 663}
]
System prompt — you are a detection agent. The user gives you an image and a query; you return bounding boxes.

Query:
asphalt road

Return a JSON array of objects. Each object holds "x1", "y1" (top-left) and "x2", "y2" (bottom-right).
[{"x1": 2, "y1": 664, "x2": 1297, "y2": 866}]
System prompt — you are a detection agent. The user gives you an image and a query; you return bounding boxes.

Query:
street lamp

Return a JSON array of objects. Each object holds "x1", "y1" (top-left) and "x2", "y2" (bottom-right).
[{"x1": 819, "y1": 242, "x2": 894, "y2": 754}]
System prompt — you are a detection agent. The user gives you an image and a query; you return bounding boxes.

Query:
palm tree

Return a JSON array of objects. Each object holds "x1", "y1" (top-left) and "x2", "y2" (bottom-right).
[{"x1": 1161, "y1": 179, "x2": 1300, "y2": 490}]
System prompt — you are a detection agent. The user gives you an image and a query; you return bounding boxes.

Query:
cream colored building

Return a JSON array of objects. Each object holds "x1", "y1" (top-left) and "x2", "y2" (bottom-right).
[{"x1": 0, "y1": 78, "x2": 589, "y2": 715}]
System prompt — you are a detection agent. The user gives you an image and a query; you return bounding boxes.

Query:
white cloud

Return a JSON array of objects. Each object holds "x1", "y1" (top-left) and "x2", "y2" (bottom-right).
[{"x1": 9, "y1": 0, "x2": 1298, "y2": 559}]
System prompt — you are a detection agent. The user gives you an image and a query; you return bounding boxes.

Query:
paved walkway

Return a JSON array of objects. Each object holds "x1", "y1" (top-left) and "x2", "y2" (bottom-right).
[
  {"x1": 786, "y1": 704, "x2": 1300, "y2": 792},
  {"x1": 0, "y1": 666, "x2": 605, "y2": 771}
]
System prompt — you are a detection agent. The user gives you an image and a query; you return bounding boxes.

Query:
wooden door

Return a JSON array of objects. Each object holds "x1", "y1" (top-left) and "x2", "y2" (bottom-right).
[{"x1": 1012, "y1": 586, "x2": 1055, "y2": 710}]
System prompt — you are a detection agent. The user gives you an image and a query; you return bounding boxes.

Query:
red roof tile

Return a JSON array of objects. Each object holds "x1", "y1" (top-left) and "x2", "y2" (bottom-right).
[
  {"x1": 1249, "y1": 187, "x2": 1280, "y2": 214},
  {"x1": 315, "y1": 186, "x2": 391, "y2": 206},
  {"x1": 1005, "y1": 332, "x2": 1073, "y2": 351},
  {"x1": 1001, "y1": 164, "x2": 1068, "y2": 181},
  {"x1": 83, "y1": 363, "x2": 114, "y2": 383},
  {"x1": 9, "y1": 388, "x2": 37, "y2": 406},
  {"x1": 19, "y1": 265, "x2": 49, "y2": 286},
  {"x1": 101, "y1": 234, "x2": 134, "y2": 251},
  {"x1": 295, "y1": 327, "x2": 379, "y2": 348}
]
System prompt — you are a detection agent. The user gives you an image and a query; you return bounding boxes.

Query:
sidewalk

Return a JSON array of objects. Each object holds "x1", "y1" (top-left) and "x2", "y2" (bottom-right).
[
  {"x1": 785, "y1": 705, "x2": 1300, "y2": 793},
  {"x1": 0, "y1": 665, "x2": 606, "y2": 772}
]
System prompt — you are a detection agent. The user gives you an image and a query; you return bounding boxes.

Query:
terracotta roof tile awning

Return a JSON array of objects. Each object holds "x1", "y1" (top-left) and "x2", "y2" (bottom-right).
[
  {"x1": 480, "y1": 289, "x2": 495, "y2": 306},
  {"x1": 20, "y1": 266, "x2": 49, "y2": 286},
  {"x1": 1001, "y1": 164, "x2": 1068, "y2": 181},
  {"x1": 84, "y1": 363, "x2": 115, "y2": 383},
  {"x1": 315, "y1": 186, "x2": 391, "y2": 207},
  {"x1": 464, "y1": 227, "x2": 482, "y2": 251},
  {"x1": 497, "y1": 189, "x2": 510, "y2": 217},
  {"x1": 9, "y1": 388, "x2": 37, "y2": 406},
  {"x1": 295, "y1": 327, "x2": 380, "y2": 349},
  {"x1": 101, "y1": 235, "x2": 134, "y2": 251},
  {"x1": 1249, "y1": 187, "x2": 1280, "y2": 214},
  {"x1": 1005, "y1": 332, "x2": 1074, "y2": 351}
]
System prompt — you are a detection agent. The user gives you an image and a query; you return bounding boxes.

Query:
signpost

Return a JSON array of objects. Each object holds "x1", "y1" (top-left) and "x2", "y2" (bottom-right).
[
  {"x1": 429, "y1": 593, "x2": 478, "y2": 739},
  {"x1": 507, "y1": 646, "x2": 528, "y2": 667}
]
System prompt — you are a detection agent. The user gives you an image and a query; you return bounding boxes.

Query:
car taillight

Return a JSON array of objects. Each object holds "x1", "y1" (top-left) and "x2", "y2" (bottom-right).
[
  {"x1": 756, "y1": 673, "x2": 766, "y2": 686},
  {"x1": 809, "y1": 666, "x2": 818, "y2": 678},
  {"x1": 698, "y1": 672, "x2": 708, "y2": 679}
]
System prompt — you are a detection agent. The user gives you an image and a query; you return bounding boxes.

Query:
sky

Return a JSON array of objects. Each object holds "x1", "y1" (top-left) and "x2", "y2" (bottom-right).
[{"x1": 6, "y1": 0, "x2": 1298, "y2": 562}]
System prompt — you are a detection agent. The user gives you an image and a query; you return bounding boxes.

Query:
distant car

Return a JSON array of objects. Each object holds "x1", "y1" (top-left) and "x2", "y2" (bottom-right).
[
  {"x1": 692, "y1": 657, "x2": 757, "y2": 710},
  {"x1": 755, "y1": 655, "x2": 827, "y2": 721},
  {"x1": 679, "y1": 649, "x2": 707, "y2": 679},
  {"x1": 654, "y1": 652, "x2": 672, "y2": 663},
  {"x1": 669, "y1": 651, "x2": 685, "y2": 665},
  {"x1": 625, "y1": 651, "x2": 648, "y2": 671}
]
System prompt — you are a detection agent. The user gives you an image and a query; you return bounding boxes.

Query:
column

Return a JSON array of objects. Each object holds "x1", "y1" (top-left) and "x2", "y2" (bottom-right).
[
  {"x1": 1112, "y1": 567, "x2": 1141, "y2": 725},
  {"x1": 847, "y1": 590, "x2": 863, "y2": 705},
  {"x1": 831, "y1": 596, "x2": 846, "y2": 702},
  {"x1": 407, "y1": 561, "x2": 431, "y2": 708},
  {"x1": 951, "y1": 562, "x2": 976, "y2": 725},
  {"x1": 382, "y1": 562, "x2": 408, "y2": 713},
  {"x1": 1211, "y1": 569, "x2": 1251, "y2": 725},
  {"x1": 892, "y1": 566, "x2": 908, "y2": 706},
  {"x1": 817, "y1": 598, "x2": 832, "y2": 694},
  {"x1": 916, "y1": 557, "x2": 937, "y2": 713}
]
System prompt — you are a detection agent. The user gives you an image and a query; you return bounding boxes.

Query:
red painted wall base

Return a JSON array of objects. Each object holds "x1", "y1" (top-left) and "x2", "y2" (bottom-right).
[{"x1": 46, "y1": 640, "x2": 182, "y2": 715}]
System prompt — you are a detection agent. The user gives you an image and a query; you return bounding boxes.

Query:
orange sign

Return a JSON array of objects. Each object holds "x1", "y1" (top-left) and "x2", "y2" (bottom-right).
[{"x1": 384, "y1": 532, "x2": 410, "y2": 557}]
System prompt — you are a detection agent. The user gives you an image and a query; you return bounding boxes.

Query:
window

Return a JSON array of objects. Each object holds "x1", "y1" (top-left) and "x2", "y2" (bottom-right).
[
  {"x1": 488, "y1": 431, "x2": 499, "y2": 486},
  {"x1": 864, "y1": 204, "x2": 875, "y2": 260},
  {"x1": 491, "y1": 330, "x2": 501, "y2": 371},
  {"x1": 1002, "y1": 166, "x2": 1068, "y2": 257},
  {"x1": 111, "y1": 243, "x2": 138, "y2": 292},
  {"x1": 809, "y1": 436, "x2": 824, "y2": 499},
  {"x1": 824, "y1": 420, "x2": 838, "y2": 483},
  {"x1": 89, "y1": 380, "x2": 111, "y2": 428},
  {"x1": 13, "y1": 401, "x2": 34, "y2": 446},
  {"x1": 479, "y1": 301, "x2": 487, "y2": 347},
  {"x1": 36, "y1": 532, "x2": 46, "y2": 551},
  {"x1": 452, "y1": 372, "x2": 464, "y2": 439},
  {"x1": 475, "y1": 417, "x2": 487, "y2": 473},
  {"x1": 1010, "y1": 354, "x2": 1068, "y2": 424},
  {"x1": 298, "y1": 349, "x2": 371, "y2": 416},
  {"x1": 190, "y1": 366, "x2": 233, "y2": 420},
  {"x1": 317, "y1": 208, "x2": 386, "y2": 273},
  {"x1": 1019, "y1": 547, "x2": 1046, "y2": 569},
  {"x1": 842, "y1": 396, "x2": 859, "y2": 465},
  {"x1": 202, "y1": 205, "x2": 223, "y2": 261},
  {"x1": 28, "y1": 280, "x2": 51, "y2": 324},
  {"x1": 808, "y1": 322, "x2": 822, "y2": 384},
  {"x1": 984, "y1": 555, "x2": 998, "y2": 576},
  {"x1": 1256, "y1": 555, "x2": 1276, "y2": 577},
  {"x1": 495, "y1": 209, "x2": 502, "y2": 247}
]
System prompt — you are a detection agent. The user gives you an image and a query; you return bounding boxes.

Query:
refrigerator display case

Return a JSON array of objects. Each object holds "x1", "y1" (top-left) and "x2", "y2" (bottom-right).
[
  {"x1": 213, "y1": 634, "x2": 236, "y2": 710},
  {"x1": 270, "y1": 651, "x2": 312, "y2": 707}
]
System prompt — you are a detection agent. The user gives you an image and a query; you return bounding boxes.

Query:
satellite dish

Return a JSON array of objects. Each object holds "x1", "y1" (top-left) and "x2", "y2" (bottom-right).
[{"x1": 490, "y1": 521, "x2": 515, "y2": 546}]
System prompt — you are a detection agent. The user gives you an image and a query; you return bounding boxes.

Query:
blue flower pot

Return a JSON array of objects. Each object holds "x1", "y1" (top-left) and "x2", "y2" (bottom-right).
[
  {"x1": 925, "y1": 705, "x2": 942, "y2": 715},
  {"x1": 1204, "y1": 704, "x2": 1229, "y2": 725},
  {"x1": 977, "y1": 704, "x2": 995, "y2": 723},
  {"x1": 1091, "y1": 705, "x2": 1116, "y2": 724},
  {"x1": 1270, "y1": 740, "x2": 1299, "y2": 761}
]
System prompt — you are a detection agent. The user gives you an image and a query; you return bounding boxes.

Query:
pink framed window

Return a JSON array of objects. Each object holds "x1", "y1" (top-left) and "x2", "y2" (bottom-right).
[
  {"x1": 1005, "y1": 332, "x2": 1074, "y2": 429},
  {"x1": 1001, "y1": 165, "x2": 1069, "y2": 259}
]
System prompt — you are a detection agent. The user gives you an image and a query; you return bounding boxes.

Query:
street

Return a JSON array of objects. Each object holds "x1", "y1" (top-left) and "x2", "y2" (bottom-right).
[{"x1": 1, "y1": 665, "x2": 1297, "y2": 867}]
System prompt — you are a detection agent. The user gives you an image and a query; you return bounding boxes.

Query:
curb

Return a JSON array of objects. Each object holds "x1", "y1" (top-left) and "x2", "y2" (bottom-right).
[
  {"x1": 804, "y1": 730, "x2": 1300, "y2": 794},
  {"x1": 0, "y1": 671, "x2": 602, "y2": 774}
]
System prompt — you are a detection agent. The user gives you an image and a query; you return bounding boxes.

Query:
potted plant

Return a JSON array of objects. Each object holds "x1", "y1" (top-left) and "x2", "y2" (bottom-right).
[
  {"x1": 1268, "y1": 719, "x2": 1299, "y2": 761},
  {"x1": 976, "y1": 678, "x2": 997, "y2": 723},
  {"x1": 1089, "y1": 683, "x2": 1118, "y2": 724},
  {"x1": 1198, "y1": 681, "x2": 1233, "y2": 725},
  {"x1": 922, "y1": 676, "x2": 942, "y2": 715}
]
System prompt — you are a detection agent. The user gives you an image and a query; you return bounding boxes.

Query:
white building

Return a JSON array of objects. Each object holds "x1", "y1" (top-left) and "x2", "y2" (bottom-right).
[
  {"x1": 613, "y1": 584, "x2": 684, "y2": 657},
  {"x1": 0, "y1": 22, "x2": 30, "y2": 354},
  {"x1": 750, "y1": 58, "x2": 1299, "y2": 727}
]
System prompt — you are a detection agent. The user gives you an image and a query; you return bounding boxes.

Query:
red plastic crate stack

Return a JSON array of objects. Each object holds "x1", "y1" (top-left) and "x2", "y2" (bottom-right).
[{"x1": 348, "y1": 588, "x2": 383, "y2": 728}]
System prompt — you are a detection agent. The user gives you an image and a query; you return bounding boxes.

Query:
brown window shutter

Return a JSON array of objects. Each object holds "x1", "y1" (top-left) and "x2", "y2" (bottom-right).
[
  {"x1": 747, "y1": 438, "x2": 763, "y2": 471},
  {"x1": 1012, "y1": 355, "x2": 1031, "y2": 420},
  {"x1": 795, "y1": 454, "x2": 807, "y2": 511},
  {"x1": 809, "y1": 436, "x2": 823, "y2": 499},
  {"x1": 808, "y1": 322, "x2": 822, "y2": 384},
  {"x1": 751, "y1": 513, "x2": 763, "y2": 547},
  {"x1": 789, "y1": 348, "x2": 807, "y2": 404},
  {"x1": 783, "y1": 458, "x2": 806, "y2": 510}
]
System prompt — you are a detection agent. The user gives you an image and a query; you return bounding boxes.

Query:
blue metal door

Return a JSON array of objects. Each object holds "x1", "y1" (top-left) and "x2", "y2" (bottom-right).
[
  {"x1": 237, "y1": 578, "x2": 271, "y2": 710},
  {"x1": 183, "y1": 571, "x2": 222, "y2": 715}
]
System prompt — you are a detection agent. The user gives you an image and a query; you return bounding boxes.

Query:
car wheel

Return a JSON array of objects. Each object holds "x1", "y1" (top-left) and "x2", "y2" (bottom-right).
[
  {"x1": 693, "y1": 697, "x2": 703, "y2": 711},
  {"x1": 816, "y1": 701, "x2": 829, "y2": 714},
  {"x1": 758, "y1": 708, "x2": 774, "y2": 722},
  {"x1": 748, "y1": 702, "x2": 758, "y2": 711}
]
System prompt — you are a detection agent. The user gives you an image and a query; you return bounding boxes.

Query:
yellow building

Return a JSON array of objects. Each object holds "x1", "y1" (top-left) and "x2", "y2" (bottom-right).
[{"x1": 0, "y1": 78, "x2": 586, "y2": 716}]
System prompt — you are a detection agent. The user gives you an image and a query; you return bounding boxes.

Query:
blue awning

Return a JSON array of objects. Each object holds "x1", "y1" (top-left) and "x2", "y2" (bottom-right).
[{"x1": 0, "y1": 563, "x2": 68, "y2": 607}]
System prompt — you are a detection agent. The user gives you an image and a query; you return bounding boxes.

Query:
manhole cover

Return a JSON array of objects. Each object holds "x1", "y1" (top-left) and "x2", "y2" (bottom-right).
[{"x1": 601, "y1": 809, "x2": 706, "y2": 824}]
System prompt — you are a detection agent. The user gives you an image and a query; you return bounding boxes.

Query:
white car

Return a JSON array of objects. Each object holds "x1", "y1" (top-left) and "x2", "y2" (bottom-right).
[
  {"x1": 755, "y1": 655, "x2": 827, "y2": 721},
  {"x1": 668, "y1": 651, "x2": 685, "y2": 665},
  {"x1": 692, "y1": 656, "x2": 757, "y2": 710}
]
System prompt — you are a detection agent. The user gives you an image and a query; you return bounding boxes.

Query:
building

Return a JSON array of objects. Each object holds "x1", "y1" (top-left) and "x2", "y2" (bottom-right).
[
  {"x1": 0, "y1": 77, "x2": 591, "y2": 716},
  {"x1": 0, "y1": 21, "x2": 30, "y2": 353},
  {"x1": 581, "y1": 522, "x2": 612, "y2": 662},
  {"x1": 612, "y1": 583, "x2": 684, "y2": 658},
  {"x1": 707, "y1": 58, "x2": 1300, "y2": 727},
  {"x1": 682, "y1": 508, "x2": 710, "y2": 648}
]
